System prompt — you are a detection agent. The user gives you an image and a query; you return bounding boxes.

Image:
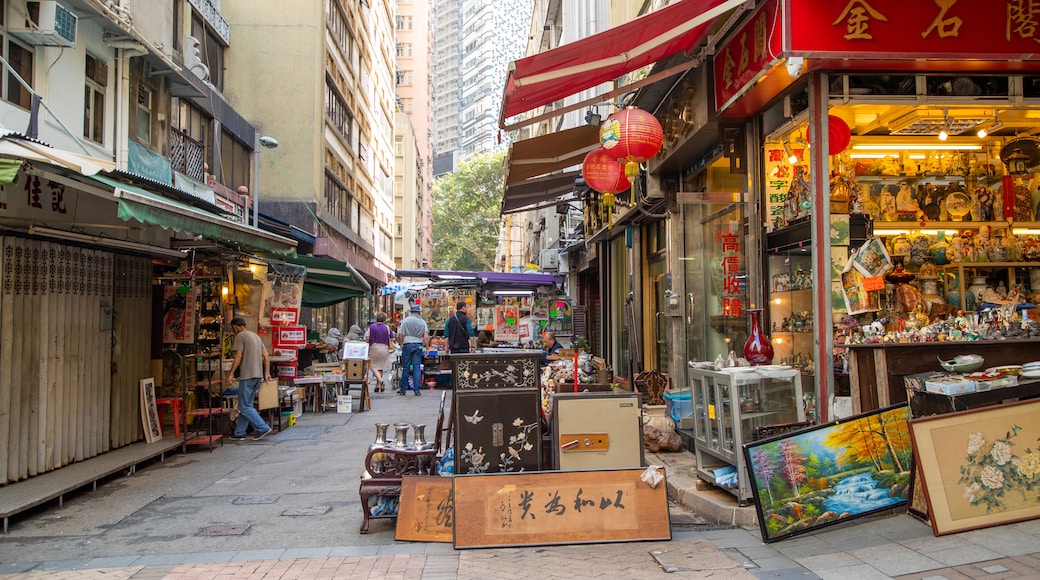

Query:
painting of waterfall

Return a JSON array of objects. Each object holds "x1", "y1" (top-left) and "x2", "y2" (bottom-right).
[{"x1": 743, "y1": 404, "x2": 912, "y2": 542}]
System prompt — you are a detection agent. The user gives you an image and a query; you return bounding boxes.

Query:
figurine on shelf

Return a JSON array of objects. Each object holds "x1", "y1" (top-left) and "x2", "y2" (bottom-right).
[
  {"x1": 974, "y1": 186, "x2": 995, "y2": 222},
  {"x1": 975, "y1": 225, "x2": 992, "y2": 263},
  {"x1": 787, "y1": 165, "x2": 812, "y2": 221},
  {"x1": 919, "y1": 183, "x2": 941, "y2": 220},
  {"x1": 880, "y1": 187, "x2": 897, "y2": 221},
  {"x1": 896, "y1": 181, "x2": 920, "y2": 219}
]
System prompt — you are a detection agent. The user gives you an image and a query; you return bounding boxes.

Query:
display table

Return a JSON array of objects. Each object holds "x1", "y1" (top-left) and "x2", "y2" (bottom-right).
[
  {"x1": 909, "y1": 378, "x2": 1040, "y2": 417},
  {"x1": 846, "y1": 339, "x2": 1040, "y2": 414}
]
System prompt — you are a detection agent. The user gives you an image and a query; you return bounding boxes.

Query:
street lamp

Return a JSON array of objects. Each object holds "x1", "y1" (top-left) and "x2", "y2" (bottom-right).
[{"x1": 252, "y1": 135, "x2": 279, "y2": 228}]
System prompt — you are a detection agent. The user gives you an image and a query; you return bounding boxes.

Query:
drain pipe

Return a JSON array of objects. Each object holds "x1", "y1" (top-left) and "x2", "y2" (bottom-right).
[{"x1": 104, "y1": 40, "x2": 147, "y2": 171}]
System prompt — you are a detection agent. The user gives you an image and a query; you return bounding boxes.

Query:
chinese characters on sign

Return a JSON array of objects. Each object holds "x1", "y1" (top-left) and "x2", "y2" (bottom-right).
[
  {"x1": 494, "y1": 483, "x2": 636, "y2": 533},
  {"x1": 396, "y1": 476, "x2": 454, "y2": 543},
  {"x1": 765, "y1": 142, "x2": 796, "y2": 231},
  {"x1": 833, "y1": 0, "x2": 888, "y2": 40},
  {"x1": 720, "y1": 229, "x2": 743, "y2": 318},
  {"x1": 713, "y1": 0, "x2": 781, "y2": 110},
  {"x1": 793, "y1": 0, "x2": 1040, "y2": 54}
]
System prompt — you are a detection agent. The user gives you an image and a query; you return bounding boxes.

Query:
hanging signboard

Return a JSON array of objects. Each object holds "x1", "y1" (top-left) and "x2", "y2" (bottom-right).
[
  {"x1": 162, "y1": 285, "x2": 198, "y2": 344},
  {"x1": 713, "y1": 0, "x2": 782, "y2": 111}
]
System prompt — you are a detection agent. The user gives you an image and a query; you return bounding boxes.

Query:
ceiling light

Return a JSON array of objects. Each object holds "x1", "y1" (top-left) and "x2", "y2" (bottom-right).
[
  {"x1": 784, "y1": 141, "x2": 798, "y2": 164},
  {"x1": 937, "y1": 109, "x2": 952, "y2": 141},
  {"x1": 853, "y1": 144, "x2": 983, "y2": 151}
]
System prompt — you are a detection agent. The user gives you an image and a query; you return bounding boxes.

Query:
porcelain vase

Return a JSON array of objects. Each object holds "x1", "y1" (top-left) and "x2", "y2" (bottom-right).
[{"x1": 743, "y1": 309, "x2": 774, "y2": 365}]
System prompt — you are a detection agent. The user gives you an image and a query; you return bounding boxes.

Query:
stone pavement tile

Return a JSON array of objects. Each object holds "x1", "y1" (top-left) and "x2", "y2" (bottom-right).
[
  {"x1": 30, "y1": 559, "x2": 94, "y2": 571},
  {"x1": 925, "y1": 545, "x2": 1003, "y2": 567},
  {"x1": 749, "y1": 568, "x2": 821, "y2": 580},
  {"x1": 281, "y1": 547, "x2": 332, "y2": 559},
  {"x1": 849, "y1": 543, "x2": 943, "y2": 576},
  {"x1": 799, "y1": 551, "x2": 865, "y2": 574},
  {"x1": 815, "y1": 564, "x2": 892, "y2": 580},
  {"x1": 419, "y1": 543, "x2": 456, "y2": 554},
  {"x1": 328, "y1": 546, "x2": 379, "y2": 557},
  {"x1": 0, "y1": 563, "x2": 35, "y2": 574},
  {"x1": 0, "y1": 570, "x2": 142, "y2": 580},
  {"x1": 83, "y1": 557, "x2": 141, "y2": 568},
  {"x1": 230, "y1": 549, "x2": 286, "y2": 561},
  {"x1": 899, "y1": 534, "x2": 974, "y2": 554},
  {"x1": 1010, "y1": 553, "x2": 1040, "y2": 568},
  {"x1": 775, "y1": 536, "x2": 841, "y2": 560},
  {"x1": 957, "y1": 526, "x2": 1040, "y2": 557},
  {"x1": 376, "y1": 543, "x2": 423, "y2": 555},
  {"x1": 893, "y1": 568, "x2": 975, "y2": 580}
]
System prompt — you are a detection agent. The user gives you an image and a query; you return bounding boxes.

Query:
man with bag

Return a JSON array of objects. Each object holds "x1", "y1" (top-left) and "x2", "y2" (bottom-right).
[
  {"x1": 225, "y1": 316, "x2": 273, "y2": 440},
  {"x1": 445, "y1": 301, "x2": 474, "y2": 355},
  {"x1": 397, "y1": 305, "x2": 430, "y2": 396}
]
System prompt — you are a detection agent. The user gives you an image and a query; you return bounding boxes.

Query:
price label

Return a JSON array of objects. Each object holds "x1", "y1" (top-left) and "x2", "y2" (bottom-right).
[{"x1": 862, "y1": 276, "x2": 885, "y2": 292}]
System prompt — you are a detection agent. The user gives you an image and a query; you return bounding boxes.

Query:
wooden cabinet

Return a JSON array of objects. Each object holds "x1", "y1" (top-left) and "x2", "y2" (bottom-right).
[
  {"x1": 687, "y1": 367, "x2": 805, "y2": 502},
  {"x1": 847, "y1": 339, "x2": 1040, "y2": 414}
]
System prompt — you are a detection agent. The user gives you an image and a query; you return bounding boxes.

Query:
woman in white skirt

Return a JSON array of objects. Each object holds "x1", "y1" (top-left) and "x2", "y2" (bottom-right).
[{"x1": 365, "y1": 312, "x2": 395, "y2": 392}]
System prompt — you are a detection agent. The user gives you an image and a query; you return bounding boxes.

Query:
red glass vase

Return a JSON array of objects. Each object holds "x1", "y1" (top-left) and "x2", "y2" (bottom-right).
[{"x1": 743, "y1": 309, "x2": 774, "y2": 366}]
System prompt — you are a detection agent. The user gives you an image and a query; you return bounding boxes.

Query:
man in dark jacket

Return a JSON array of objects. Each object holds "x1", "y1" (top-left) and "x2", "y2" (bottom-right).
[{"x1": 445, "y1": 301, "x2": 474, "y2": 354}]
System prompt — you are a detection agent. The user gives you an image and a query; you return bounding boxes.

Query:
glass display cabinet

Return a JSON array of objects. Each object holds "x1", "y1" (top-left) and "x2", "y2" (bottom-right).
[{"x1": 687, "y1": 366, "x2": 805, "y2": 502}]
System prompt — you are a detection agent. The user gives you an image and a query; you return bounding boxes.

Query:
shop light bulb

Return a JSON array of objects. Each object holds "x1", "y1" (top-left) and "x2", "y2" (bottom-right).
[
  {"x1": 976, "y1": 126, "x2": 988, "y2": 139},
  {"x1": 938, "y1": 129, "x2": 949, "y2": 141},
  {"x1": 784, "y1": 141, "x2": 798, "y2": 164}
]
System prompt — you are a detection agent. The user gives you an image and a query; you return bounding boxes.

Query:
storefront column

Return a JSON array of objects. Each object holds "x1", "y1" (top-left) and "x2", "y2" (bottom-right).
[{"x1": 808, "y1": 73, "x2": 834, "y2": 423}]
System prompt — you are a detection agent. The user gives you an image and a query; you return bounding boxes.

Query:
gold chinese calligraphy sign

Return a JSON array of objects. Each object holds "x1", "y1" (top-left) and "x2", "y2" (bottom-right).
[
  {"x1": 453, "y1": 467, "x2": 670, "y2": 548},
  {"x1": 395, "y1": 476, "x2": 454, "y2": 543}
]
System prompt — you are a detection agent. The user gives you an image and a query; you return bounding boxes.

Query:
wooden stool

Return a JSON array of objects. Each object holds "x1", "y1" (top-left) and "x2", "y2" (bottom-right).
[{"x1": 155, "y1": 397, "x2": 184, "y2": 438}]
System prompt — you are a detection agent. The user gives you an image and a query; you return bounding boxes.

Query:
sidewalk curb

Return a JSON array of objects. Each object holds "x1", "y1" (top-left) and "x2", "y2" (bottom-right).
[{"x1": 649, "y1": 451, "x2": 759, "y2": 527}]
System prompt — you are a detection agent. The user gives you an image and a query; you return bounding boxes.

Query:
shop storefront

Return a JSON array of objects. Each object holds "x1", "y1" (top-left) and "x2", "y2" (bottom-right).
[{"x1": 638, "y1": 0, "x2": 1040, "y2": 497}]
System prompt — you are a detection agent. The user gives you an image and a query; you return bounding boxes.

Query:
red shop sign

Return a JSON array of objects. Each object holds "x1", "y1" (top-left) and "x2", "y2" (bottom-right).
[
  {"x1": 714, "y1": 0, "x2": 782, "y2": 111},
  {"x1": 273, "y1": 325, "x2": 306, "y2": 348},
  {"x1": 789, "y1": 0, "x2": 1040, "y2": 58},
  {"x1": 269, "y1": 307, "x2": 298, "y2": 326}
]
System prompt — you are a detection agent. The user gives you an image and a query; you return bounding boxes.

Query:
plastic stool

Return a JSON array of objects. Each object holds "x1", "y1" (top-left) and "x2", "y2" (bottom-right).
[{"x1": 155, "y1": 397, "x2": 184, "y2": 438}]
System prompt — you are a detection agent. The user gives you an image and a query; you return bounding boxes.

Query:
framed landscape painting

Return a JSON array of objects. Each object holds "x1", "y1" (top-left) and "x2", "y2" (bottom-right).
[
  {"x1": 909, "y1": 399, "x2": 1040, "y2": 536},
  {"x1": 743, "y1": 404, "x2": 912, "y2": 542}
]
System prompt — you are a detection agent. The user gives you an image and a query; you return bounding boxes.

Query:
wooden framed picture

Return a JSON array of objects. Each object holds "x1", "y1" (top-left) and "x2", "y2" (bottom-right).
[
  {"x1": 454, "y1": 389, "x2": 541, "y2": 474},
  {"x1": 395, "y1": 475, "x2": 453, "y2": 543},
  {"x1": 743, "y1": 404, "x2": 912, "y2": 542},
  {"x1": 140, "y1": 377, "x2": 162, "y2": 443},
  {"x1": 909, "y1": 398, "x2": 1040, "y2": 536},
  {"x1": 452, "y1": 467, "x2": 670, "y2": 548}
]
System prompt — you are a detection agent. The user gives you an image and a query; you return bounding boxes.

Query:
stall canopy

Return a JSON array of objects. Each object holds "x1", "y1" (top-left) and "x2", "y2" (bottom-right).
[
  {"x1": 499, "y1": 0, "x2": 744, "y2": 126},
  {"x1": 502, "y1": 125, "x2": 598, "y2": 214},
  {"x1": 396, "y1": 269, "x2": 561, "y2": 289},
  {"x1": 92, "y1": 174, "x2": 297, "y2": 256},
  {"x1": 282, "y1": 254, "x2": 371, "y2": 308}
]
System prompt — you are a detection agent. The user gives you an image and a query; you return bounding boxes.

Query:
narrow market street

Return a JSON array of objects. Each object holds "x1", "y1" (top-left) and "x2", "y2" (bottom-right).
[{"x1": 1, "y1": 383, "x2": 1039, "y2": 580}]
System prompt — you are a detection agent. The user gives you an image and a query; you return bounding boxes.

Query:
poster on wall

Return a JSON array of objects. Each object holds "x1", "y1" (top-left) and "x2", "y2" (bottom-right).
[
  {"x1": 530, "y1": 295, "x2": 549, "y2": 320},
  {"x1": 764, "y1": 141, "x2": 803, "y2": 231},
  {"x1": 260, "y1": 276, "x2": 303, "y2": 327},
  {"x1": 495, "y1": 305, "x2": 520, "y2": 342},
  {"x1": 546, "y1": 297, "x2": 572, "y2": 336},
  {"x1": 421, "y1": 289, "x2": 450, "y2": 329},
  {"x1": 162, "y1": 285, "x2": 198, "y2": 344}
]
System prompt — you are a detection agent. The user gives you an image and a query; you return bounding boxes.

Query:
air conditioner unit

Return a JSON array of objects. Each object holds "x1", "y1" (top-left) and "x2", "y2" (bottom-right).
[
  {"x1": 7, "y1": 1, "x2": 77, "y2": 48},
  {"x1": 539, "y1": 249, "x2": 559, "y2": 270}
]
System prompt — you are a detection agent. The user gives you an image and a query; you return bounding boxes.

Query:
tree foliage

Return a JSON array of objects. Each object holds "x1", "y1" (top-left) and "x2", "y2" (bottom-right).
[
  {"x1": 432, "y1": 151, "x2": 505, "y2": 271},
  {"x1": 823, "y1": 407, "x2": 911, "y2": 473},
  {"x1": 779, "y1": 438, "x2": 808, "y2": 495}
]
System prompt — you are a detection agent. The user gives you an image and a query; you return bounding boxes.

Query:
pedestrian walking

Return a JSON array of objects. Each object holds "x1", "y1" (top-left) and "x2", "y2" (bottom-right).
[
  {"x1": 397, "y1": 304, "x2": 429, "y2": 396},
  {"x1": 365, "y1": 311, "x2": 395, "y2": 392},
  {"x1": 224, "y1": 316, "x2": 273, "y2": 441}
]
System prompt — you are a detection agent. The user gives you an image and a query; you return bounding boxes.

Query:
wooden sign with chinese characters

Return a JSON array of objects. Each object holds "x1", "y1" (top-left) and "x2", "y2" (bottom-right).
[
  {"x1": 713, "y1": 0, "x2": 781, "y2": 110},
  {"x1": 452, "y1": 468, "x2": 670, "y2": 548},
  {"x1": 790, "y1": 0, "x2": 1040, "y2": 58},
  {"x1": 395, "y1": 476, "x2": 454, "y2": 543}
]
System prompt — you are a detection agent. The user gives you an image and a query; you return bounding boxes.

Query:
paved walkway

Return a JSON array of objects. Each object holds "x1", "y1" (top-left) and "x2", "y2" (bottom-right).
[{"x1": 1, "y1": 387, "x2": 1040, "y2": 579}]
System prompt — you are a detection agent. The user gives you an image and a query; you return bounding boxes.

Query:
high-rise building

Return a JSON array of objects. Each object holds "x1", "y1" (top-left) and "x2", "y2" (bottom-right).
[
  {"x1": 395, "y1": 0, "x2": 434, "y2": 268},
  {"x1": 432, "y1": 0, "x2": 531, "y2": 172},
  {"x1": 223, "y1": 0, "x2": 398, "y2": 294}
]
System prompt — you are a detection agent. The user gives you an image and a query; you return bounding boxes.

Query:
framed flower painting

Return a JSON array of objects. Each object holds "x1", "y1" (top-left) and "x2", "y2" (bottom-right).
[{"x1": 909, "y1": 399, "x2": 1040, "y2": 536}]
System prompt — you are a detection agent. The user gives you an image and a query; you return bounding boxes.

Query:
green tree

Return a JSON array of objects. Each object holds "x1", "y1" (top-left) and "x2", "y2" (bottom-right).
[{"x1": 432, "y1": 151, "x2": 505, "y2": 270}]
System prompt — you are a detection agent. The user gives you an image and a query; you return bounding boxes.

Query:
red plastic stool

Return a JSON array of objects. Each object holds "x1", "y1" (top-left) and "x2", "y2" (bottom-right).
[{"x1": 155, "y1": 397, "x2": 184, "y2": 438}]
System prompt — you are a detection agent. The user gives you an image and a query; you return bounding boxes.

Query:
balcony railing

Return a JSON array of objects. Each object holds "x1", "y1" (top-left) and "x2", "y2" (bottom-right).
[{"x1": 169, "y1": 128, "x2": 205, "y2": 182}]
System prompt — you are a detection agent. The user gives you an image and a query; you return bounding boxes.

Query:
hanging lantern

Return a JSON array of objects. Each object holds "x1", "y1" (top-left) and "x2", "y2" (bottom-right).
[
  {"x1": 806, "y1": 115, "x2": 852, "y2": 156},
  {"x1": 599, "y1": 106, "x2": 664, "y2": 180},
  {"x1": 582, "y1": 148, "x2": 630, "y2": 229}
]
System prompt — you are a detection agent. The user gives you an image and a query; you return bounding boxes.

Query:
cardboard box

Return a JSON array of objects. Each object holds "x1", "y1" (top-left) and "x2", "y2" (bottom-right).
[
  {"x1": 904, "y1": 371, "x2": 945, "y2": 392},
  {"x1": 713, "y1": 465, "x2": 738, "y2": 489},
  {"x1": 344, "y1": 359, "x2": 366, "y2": 380},
  {"x1": 925, "y1": 375, "x2": 977, "y2": 395}
]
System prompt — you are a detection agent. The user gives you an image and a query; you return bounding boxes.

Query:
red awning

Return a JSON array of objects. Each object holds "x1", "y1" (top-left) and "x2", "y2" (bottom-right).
[{"x1": 500, "y1": 0, "x2": 745, "y2": 125}]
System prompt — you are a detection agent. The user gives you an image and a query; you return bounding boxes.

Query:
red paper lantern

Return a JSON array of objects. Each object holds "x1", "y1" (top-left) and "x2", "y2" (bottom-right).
[
  {"x1": 599, "y1": 107, "x2": 664, "y2": 179},
  {"x1": 807, "y1": 115, "x2": 852, "y2": 156},
  {"x1": 581, "y1": 148, "x2": 630, "y2": 194}
]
